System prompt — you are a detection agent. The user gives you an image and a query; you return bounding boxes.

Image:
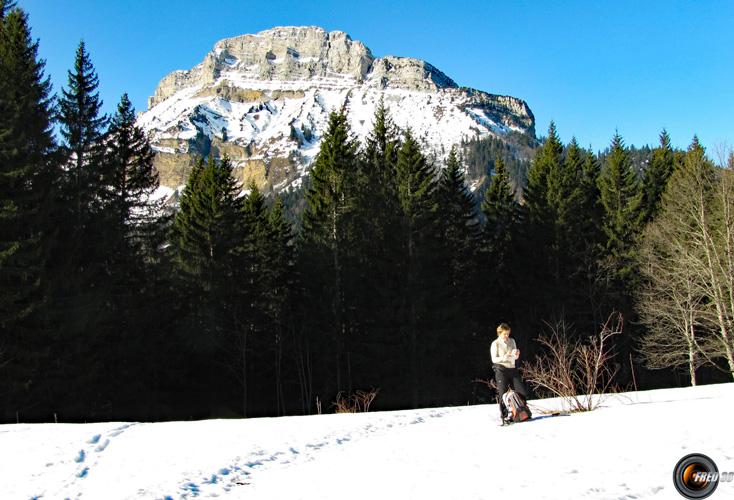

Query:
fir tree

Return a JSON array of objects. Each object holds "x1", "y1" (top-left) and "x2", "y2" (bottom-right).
[
  {"x1": 0, "y1": 4, "x2": 55, "y2": 331},
  {"x1": 103, "y1": 93, "x2": 159, "y2": 232},
  {"x1": 265, "y1": 196, "x2": 296, "y2": 415},
  {"x1": 0, "y1": 2, "x2": 57, "y2": 420},
  {"x1": 363, "y1": 98, "x2": 399, "y2": 188},
  {"x1": 50, "y1": 42, "x2": 111, "y2": 358},
  {"x1": 352, "y1": 100, "x2": 403, "y2": 392},
  {"x1": 518, "y1": 122, "x2": 565, "y2": 317},
  {"x1": 57, "y1": 41, "x2": 108, "y2": 220},
  {"x1": 394, "y1": 129, "x2": 438, "y2": 406},
  {"x1": 597, "y1": 132, "x2": 644, "y2": 305},
  {"x1": 170, "y1": 155, "x2": 245, "y2": 413},
  {"x1": 641, "y1": 129, "x2": 676, "y2": 223},
  {"x1": 580, "y1": 148, "x2": 603, "y2": 234},
  {"x1": 172, "y1": 156, "x2": 240, "y2": 297},
  {"x1": 300, "y1": 109, "x2": 360, "y2": 398},
  {"x1": 480, "y1": 157, "x2": 519, "y2": 315},
  {"x1": 94, "y1": 93, "x2": 164, "y2": 418},
  {"x1": 432, "y1": 147, "x2": 481, "y2": 400},
  {"x1": 524, "y1": 122, "x2": 563, "y2": 219}
]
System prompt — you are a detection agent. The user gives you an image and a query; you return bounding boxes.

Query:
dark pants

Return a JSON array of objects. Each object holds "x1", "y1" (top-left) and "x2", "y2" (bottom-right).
[{"x1": 493, "y1": 365, "x2": 527, "y2": 417}]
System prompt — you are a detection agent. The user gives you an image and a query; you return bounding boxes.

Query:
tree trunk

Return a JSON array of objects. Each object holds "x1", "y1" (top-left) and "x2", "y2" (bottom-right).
[
  {"x1": 242, "y1": 327, "x2": 248, "y2": 418},
  {"x1": 688, "y1": 324, "x2": 697, "y2": 387}
]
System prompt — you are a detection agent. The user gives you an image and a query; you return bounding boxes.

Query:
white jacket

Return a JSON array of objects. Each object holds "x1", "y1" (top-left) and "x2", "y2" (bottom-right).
[{"x1": 491, "y1": 337, "x2": 517, "y2": 369}]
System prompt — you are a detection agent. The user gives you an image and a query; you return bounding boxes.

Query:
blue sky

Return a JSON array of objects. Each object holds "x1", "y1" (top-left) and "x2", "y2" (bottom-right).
[{"x1": 20, "y1": 0, "x2": 734, "y2": 154}]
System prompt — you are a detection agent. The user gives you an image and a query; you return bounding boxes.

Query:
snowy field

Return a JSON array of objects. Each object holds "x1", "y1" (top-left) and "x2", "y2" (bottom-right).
[{"x1": 1, "y1": 383, "x2": 733, "y2": 499}]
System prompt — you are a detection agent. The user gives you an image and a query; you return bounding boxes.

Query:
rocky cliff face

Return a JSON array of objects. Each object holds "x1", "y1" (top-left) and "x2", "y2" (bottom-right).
[{"x1": 138, "y1": 26, "x2": 535, "y2": 194}]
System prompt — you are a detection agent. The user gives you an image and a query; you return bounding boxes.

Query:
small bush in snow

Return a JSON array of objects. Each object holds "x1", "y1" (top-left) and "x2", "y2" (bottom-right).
[
  {"x1": 523, "y1": 313, "x2": 622, "y2": 412},
  {"x1": 332, "y1": 389, "x2": 380, "y2": 413}
]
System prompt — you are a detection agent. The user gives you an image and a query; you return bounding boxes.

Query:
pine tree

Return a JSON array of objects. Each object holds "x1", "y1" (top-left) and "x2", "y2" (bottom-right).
[
  {"x1": 641, "y1": 129, "x2": 676, "y2": 223},
  {"x1": 518, "y1": 122, "x2": 565, "y2": 317},
  {"x1": 103, "y1": 93, "x2": 159, "y2": 233},
  {"x1": 437, "y1": 147, "x2": 480, "y2": 266},
  {"x1": 575, "y1": 147, "x2": 606, "y2": 325},
  {"x1": 480, "y1": 157, "x2": 519, "y2": 316},
  {"x1": 524, "y1": 122, "x2": 563, "y2": 220},
  {"x1": 300, "y1": 109, "x2": 360, "y2": 399},
  {"x1": 580, "y1": 148, "x2": 603, "y2": 236},
  {"x1": 57, "y1": 41, "x2": 108, "y2": 221},
  {"x1": 52, "y1": 40, "x2": 110, "y2": 318},
  {"x1": 432, "y1": 147, "x2": 481, "y2": 401},
  {"x1": 170, "y1": 155, "x2": 245, "y2": 413},
  {"x1": 352, "y1": 101, "x2": 403, "y2": 394},
  {"x1": 264, "y1": 196, "x2": 296, "y2": 415},
  {"x1": 597, "y1": 133, "x2": 643, "y2": 284},
  {"x1": 0, "y1": 3, "x2": 55, "y2": 331},
  {"x1": 40, "y1": 41, "x2": 115, "y2": 419},
  {"x1": 394, "y1": 128, "x2": 438, "y2": 406},
  {"x1": 92, "y1": 93, "x2": 165, "y2": 418},
  {"x1": 227, "y1": 182, "x2": 274, "y2": 417},
  {"x1": 0, "y1": 2, "x2": 57, "y2": 420},
  {"x1": 173, "y1": 156, "x2": 240, "y2": 297}
]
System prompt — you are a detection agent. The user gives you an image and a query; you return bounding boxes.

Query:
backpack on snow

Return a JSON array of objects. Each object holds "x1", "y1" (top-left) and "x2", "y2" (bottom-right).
[{"x1": 502, "y1": 389, "x2": 532, "y2": 422}]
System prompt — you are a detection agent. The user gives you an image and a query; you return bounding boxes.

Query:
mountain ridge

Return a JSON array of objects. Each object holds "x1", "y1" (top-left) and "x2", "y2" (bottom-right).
[{"x1": 137, "y1": 26, "x2": 535, "y2": 194}]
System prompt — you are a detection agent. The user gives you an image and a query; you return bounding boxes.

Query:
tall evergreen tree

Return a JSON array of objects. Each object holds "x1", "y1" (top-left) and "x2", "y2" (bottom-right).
[
  {"x1": 171, "y1": 155, "x2": 245, "y2": 414},
  {"x1": 554, "y1": 138, "x2": 602, "y2": 327},
  {"x1": 597, "y1": 132, "x2": 643, "y2": 290},
  {"x1": 576, "y1": 147, "x2": 606, "y2": 326},
  {"x1": 432, "y1": 147, "x2": 481, "y2": 401},
  {"x1": 0, "y1": 3, "x2": 54, "y2": 331},
  {"x1": 234, "y1": 182, "x2": 272, "y2": 417},
  {"x1": 0, "y1": 2, "x2": 57, "y2": 420},
  {"x1": 394, "y1": 129, "x2": 438, "y2": 406},
  {"x1": 352, "y1": 101, "x2": 404, "y2": 398},
  {"x1": 524, "y1": 122, "x2": 563, "y2": 218},
  {"x1": 300, "y1": 109, "x2": 360, "y2": 401},
  {"x1": 480, "y1": 157, "x2": 519, "y2": 318},
  {"x1": 172, "y1": 156, "x2": 240, "y2": 301},
  {"x1": 57, "y1": 41, "x2": 107, "y2": 220},
  {"x1": 518, "y1": 122, "x2": 565, "y2": 320},
  {"x1": 103, "y1": 93, "x2": 159, "y2": 233},
  {"x1": 41, "y1": 41, "x2": 113, "y2": 419},
  {"x1": 264, "y1": 196, "x2": 296, "y2": 415},
  {"x1": 362, "y1": 98, "x2": 400, "y2": 190},
  {"x1": 93, "y1": 93, "x2": 164, "y2": 418},
  {"x1": 641, "y1": 129, "x2": 676, "y2": 223}
]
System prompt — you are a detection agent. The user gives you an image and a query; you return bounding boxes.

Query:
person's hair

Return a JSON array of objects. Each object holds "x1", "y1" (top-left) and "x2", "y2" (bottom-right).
[{"x1": 497, "y1": 323, "x2": 511, "y2": 336}]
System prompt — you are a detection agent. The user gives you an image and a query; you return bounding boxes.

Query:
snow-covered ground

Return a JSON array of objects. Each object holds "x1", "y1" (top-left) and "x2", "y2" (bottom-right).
[{"x1": 2, "y1": 384, "x2": 732, "y2": 499}]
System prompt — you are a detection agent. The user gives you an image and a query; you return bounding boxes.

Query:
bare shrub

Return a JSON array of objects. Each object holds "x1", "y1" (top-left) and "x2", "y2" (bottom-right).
[
  {"x1": 523, "y1": 313, "x2": 622, "y2": 412},
  {"x1": 332, "y1": 389, "x2": 380, "y2": 413}
]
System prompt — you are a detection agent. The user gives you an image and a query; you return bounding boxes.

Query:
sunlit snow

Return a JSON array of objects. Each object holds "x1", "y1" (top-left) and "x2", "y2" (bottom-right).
[{"x1": 2, "y1": 384, "x2": 732, "y2": 499}]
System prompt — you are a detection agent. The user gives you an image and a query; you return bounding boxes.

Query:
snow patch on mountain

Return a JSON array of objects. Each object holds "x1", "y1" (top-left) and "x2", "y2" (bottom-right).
[{"x1": 137, "y1": 26, "x2": 535, "y2": 193}]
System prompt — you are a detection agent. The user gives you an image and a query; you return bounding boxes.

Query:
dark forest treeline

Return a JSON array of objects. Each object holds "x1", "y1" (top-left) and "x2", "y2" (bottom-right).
[{"x1": 1, "y1": 3, "x2": 732, "y2": 423}]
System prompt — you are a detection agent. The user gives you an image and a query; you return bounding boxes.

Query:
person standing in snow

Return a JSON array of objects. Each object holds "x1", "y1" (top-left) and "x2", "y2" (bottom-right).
[{"x1": 491, "y1": 323, "x2": 528, "y2": 421}]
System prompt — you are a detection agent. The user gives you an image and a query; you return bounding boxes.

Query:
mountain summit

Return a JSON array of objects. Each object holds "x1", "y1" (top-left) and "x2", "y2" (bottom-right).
[{"x1": 137, "y1": 26, "x2": 535, "y2": 192}]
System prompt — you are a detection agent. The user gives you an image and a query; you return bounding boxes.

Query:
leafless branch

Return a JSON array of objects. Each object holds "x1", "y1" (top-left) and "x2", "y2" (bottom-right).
[{"x1": 522, "y1": 313, "x2": 621, "y2": 412}]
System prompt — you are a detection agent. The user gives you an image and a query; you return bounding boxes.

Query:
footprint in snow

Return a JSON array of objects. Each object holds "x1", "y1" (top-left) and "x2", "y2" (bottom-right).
[{"x1": 95, "y1": 439, "x2": 110, "y2": 452}]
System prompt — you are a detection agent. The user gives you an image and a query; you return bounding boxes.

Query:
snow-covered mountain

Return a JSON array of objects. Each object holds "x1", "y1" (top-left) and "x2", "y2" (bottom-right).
[
  {"x1": 137, "y1": 26, "x2": 535, "y2": 193},
  {"x1": 3, "y1": 383, "x2": 732, "y2": 499}
]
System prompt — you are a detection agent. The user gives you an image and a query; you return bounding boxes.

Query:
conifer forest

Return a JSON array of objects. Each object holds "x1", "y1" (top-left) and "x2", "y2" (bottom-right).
[{"x1": 2, "y1": 2, "x2": 733, "y2": 423}]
